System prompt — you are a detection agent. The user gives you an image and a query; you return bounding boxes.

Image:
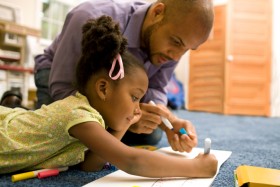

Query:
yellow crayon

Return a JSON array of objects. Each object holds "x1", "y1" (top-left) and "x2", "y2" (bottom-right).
[
  {"x1": 11, "y1": 167, "x2": 68, "y2": 182},
  {"x1": 12, "y1": 169, "x2": 47, "y2": 182}
]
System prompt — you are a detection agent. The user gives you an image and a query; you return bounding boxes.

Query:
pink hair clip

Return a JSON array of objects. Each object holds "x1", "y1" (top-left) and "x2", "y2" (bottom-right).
[{"x1": 109, "y1": 53, "x2": 124, "y2": 80}]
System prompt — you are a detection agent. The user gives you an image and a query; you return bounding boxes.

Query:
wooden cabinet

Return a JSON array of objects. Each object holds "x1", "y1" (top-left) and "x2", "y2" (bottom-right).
[
  {"x1": 0, "y1": 20, "x2": 40, "y2": 106},
  {"x1": 188, "y1": 0, "x2": 272, "y2": 116}
]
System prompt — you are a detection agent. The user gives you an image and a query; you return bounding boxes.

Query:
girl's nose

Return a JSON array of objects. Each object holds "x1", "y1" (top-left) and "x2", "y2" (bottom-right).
[{"x1": 134, "y1": 107, "x2": 140, "y2": 115}]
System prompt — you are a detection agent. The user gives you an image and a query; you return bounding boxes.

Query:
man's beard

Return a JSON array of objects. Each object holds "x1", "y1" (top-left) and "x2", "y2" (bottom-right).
[
  {"x1": 142, "y1": 21, "x2": 173, "y2": 65},
  {"x1": 142, "y1": 21, "x2": 162, "y2": 62}
]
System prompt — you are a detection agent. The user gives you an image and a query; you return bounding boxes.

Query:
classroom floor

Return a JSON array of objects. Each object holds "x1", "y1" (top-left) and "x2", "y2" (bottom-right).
[{"x1": 1, "y1": 109, "x2": 280, "y2": 187}]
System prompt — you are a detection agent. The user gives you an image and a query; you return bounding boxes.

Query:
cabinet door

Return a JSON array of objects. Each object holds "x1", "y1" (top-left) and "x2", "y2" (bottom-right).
[
  {"x1": 188, "y1": 5, "x2": 226, "y2": 113},
  {"x1": 225, "y1": 0, "x2": 272, "y2": 116}
]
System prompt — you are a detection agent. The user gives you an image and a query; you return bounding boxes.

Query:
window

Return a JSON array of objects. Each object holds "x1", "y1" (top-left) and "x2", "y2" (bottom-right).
[{"x1": 40, "y1": 0, "x2": 74, "y2": 41}]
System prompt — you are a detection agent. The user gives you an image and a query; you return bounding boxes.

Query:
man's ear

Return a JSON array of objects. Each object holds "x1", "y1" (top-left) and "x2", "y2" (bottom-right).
[
  {"x1": 151, "y1": 3, "x2": 165, "y2": 22},
  {"x1": 95, "y1": 78, "x2": 109, "y2": 101}
]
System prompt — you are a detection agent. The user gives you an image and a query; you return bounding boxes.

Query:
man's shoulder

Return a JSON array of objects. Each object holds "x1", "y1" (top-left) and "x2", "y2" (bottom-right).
[
  {"x1": 72, "y1": 0, "x2": 148, "y2": 14},
  {"x1": 68, "y1": 0, "x2": 149, "y2": 31}
]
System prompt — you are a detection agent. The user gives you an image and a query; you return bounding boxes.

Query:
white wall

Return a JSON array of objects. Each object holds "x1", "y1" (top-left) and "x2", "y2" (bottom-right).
[
  {"x1": 175, "y1": 53, "x2": 189, "y2": 107},
  {"x1": 0, "y1": 0, "x2": 41, "y2": 28},
  {"x1": 271, "y1": 0, "x2": 280, "y2": 117}
]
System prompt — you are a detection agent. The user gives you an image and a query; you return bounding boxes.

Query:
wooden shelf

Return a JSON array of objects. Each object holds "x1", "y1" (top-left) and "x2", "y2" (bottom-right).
[
  {"x1": 0, "y1": 20, "x2": 40, "y2": 37},
  {"x1": 0, "y1": 20, "x2": 40, "y2": 107},
  {"x1": 0, "y1": 55, "x2": 20, "y2": 61},
  {"x1": 0, "y1": 20, "x2": 40, "y2": 65},
  {"x1": 0, "y1": 64, "x2": 33, "y2": 73}
]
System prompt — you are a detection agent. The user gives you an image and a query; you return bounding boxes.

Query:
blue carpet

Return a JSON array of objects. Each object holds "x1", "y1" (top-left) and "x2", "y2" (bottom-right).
[{"x1": 1, "y1": 110, "x2": 280, "y2": 187}]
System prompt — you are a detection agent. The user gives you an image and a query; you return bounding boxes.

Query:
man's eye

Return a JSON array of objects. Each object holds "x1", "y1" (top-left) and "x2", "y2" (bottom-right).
[
  {"x1": 174, "y1": 40, "x2": 181, "y2": 46},
  {"x1": 172, "y1": 38, "x2": 181, "y2": 46}
]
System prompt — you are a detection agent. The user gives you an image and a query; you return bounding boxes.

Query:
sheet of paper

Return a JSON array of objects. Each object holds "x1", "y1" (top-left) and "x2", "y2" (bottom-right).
[{"x1": 83, "y1": 147, "x2": 232, "y2": 187}]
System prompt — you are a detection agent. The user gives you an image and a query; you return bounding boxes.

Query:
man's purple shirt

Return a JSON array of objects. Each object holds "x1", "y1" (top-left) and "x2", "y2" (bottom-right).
[{"x1": 34, "y1": 0, "x2": 178, "y2": 105}]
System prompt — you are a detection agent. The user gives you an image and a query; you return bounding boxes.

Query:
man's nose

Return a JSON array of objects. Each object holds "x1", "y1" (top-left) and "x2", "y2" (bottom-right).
[{"x1": 167, "y1": 49, "x2": 187, "y2": 62}]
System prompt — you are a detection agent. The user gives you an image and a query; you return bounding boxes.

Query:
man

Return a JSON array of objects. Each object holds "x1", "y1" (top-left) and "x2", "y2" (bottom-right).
[{"x1": 34, "y1": 0, "x2": 214, "y2": 152}]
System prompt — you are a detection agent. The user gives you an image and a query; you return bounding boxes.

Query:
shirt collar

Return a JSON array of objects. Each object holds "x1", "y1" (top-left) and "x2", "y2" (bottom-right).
[{"x1": 123, "y1": 3, "x2": 151, "y2": 49}]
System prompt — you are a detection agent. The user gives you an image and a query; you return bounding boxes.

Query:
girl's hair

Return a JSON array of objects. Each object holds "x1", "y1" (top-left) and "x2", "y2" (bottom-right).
[{"x1": 75, "y1": 15, "x2": 145, "y2": 92}]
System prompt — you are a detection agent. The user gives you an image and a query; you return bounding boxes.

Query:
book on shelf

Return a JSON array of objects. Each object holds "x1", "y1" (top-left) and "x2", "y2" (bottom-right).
[
  {"x1": 4, "y1": 33, "x2": 23, "y2": 45},
  {"x1": 0, "y1": 49, "x2": 20, "y2": 59}
]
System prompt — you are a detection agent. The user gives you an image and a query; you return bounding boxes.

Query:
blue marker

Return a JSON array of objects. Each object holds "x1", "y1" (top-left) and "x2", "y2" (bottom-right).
[
  {"x1": 149, "y1": 101, "x2": 188, "y2": 135},
  {"x1": 179, "y1": 127, "x2": 188, "y2": 135}
]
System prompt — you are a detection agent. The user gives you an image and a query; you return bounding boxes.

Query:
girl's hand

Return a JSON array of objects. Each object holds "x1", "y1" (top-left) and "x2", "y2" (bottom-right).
[{"x1": 193, "y1": 153, "x2": 218, "y2": 177}]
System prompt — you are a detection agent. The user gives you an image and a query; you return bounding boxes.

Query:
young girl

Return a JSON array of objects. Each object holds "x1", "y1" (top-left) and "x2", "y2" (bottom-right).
[{"x1": 0, "y1": 16, "x2": 217, "y2": 178}]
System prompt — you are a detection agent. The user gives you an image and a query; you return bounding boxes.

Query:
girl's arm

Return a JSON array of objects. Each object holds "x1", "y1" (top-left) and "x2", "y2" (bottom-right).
[
  {"x1": 74, "y1": 125, "x2": 129, "y2": 171},
  {"x1": 69, "y1": 121, "x2": 218, "y2": 178},
  {"x1": 106, "y1": 127, "x2": 127, "y2": 140}
]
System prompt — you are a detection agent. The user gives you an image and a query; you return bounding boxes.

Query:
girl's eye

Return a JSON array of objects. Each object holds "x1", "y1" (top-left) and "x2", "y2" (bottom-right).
[{"x1": 132, "y1": 96, "x2": 139, "y2": 102}]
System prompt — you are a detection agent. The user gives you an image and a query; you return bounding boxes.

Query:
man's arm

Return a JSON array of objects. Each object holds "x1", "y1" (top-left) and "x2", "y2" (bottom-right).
[
  {"x1": 141, "y1": 61, "x2": 177, "y2": 105},
  {"x1": 49, "y1": 11, "x2": 90, "y2": 100},
  {"x1": 48, "y1": 0, "x2": 139, "y2": 100},
  {"x1": 128, "y1": 61, "x2": 177, "y2": 134}
]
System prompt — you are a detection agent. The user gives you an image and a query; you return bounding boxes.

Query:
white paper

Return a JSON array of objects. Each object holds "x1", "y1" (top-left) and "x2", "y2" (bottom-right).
[{"x1": 83, "y1": 147, "x2": 232, "y2": 187}]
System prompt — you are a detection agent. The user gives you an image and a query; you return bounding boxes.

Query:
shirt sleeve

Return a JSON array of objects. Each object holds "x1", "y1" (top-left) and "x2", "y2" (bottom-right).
[
  {"x1": 65, "y1": 107, "x2": 105, "y2": 134},
  {"x1": 141, "y1": 61, "x2": 177, "y2": 105},
  {"x1": 49, "y1": 10, "x2": 91, "y2": 100}
]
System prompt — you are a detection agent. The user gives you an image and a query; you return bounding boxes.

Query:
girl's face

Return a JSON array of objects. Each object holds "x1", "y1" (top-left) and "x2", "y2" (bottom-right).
[{"x1": 99, "y1": 68, "x2": 148, "y2": 132}]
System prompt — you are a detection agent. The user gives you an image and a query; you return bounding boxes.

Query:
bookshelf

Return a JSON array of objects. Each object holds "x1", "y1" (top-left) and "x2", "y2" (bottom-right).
[{"x1": 0, "y1": 19, "x2": 40, "y2": 108}]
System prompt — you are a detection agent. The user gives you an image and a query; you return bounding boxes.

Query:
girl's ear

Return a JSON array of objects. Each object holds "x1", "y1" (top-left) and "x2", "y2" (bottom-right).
[{"x1": 96, "y1": 78, "x2": 110, "y2": 101}]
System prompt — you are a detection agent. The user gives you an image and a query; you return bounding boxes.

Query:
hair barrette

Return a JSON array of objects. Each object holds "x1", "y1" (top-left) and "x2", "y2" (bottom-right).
[{"x1": 109, "y1": 53, "x2": 124, "y2": 80}]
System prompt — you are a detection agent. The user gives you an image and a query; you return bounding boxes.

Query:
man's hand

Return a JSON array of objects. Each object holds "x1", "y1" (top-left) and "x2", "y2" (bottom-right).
[
  {"x1": 164, "y1": 118, "x2": 198, "y2": 153},
  {"x1": 128, "y1": 103, "x2": 164, "y2": 134},
  {"x1": 151, "y1": 103, "x2": 197, "y2": 152},
  {"x1": 128, "y1": 102, "x2": 198, "y2": 153}
]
